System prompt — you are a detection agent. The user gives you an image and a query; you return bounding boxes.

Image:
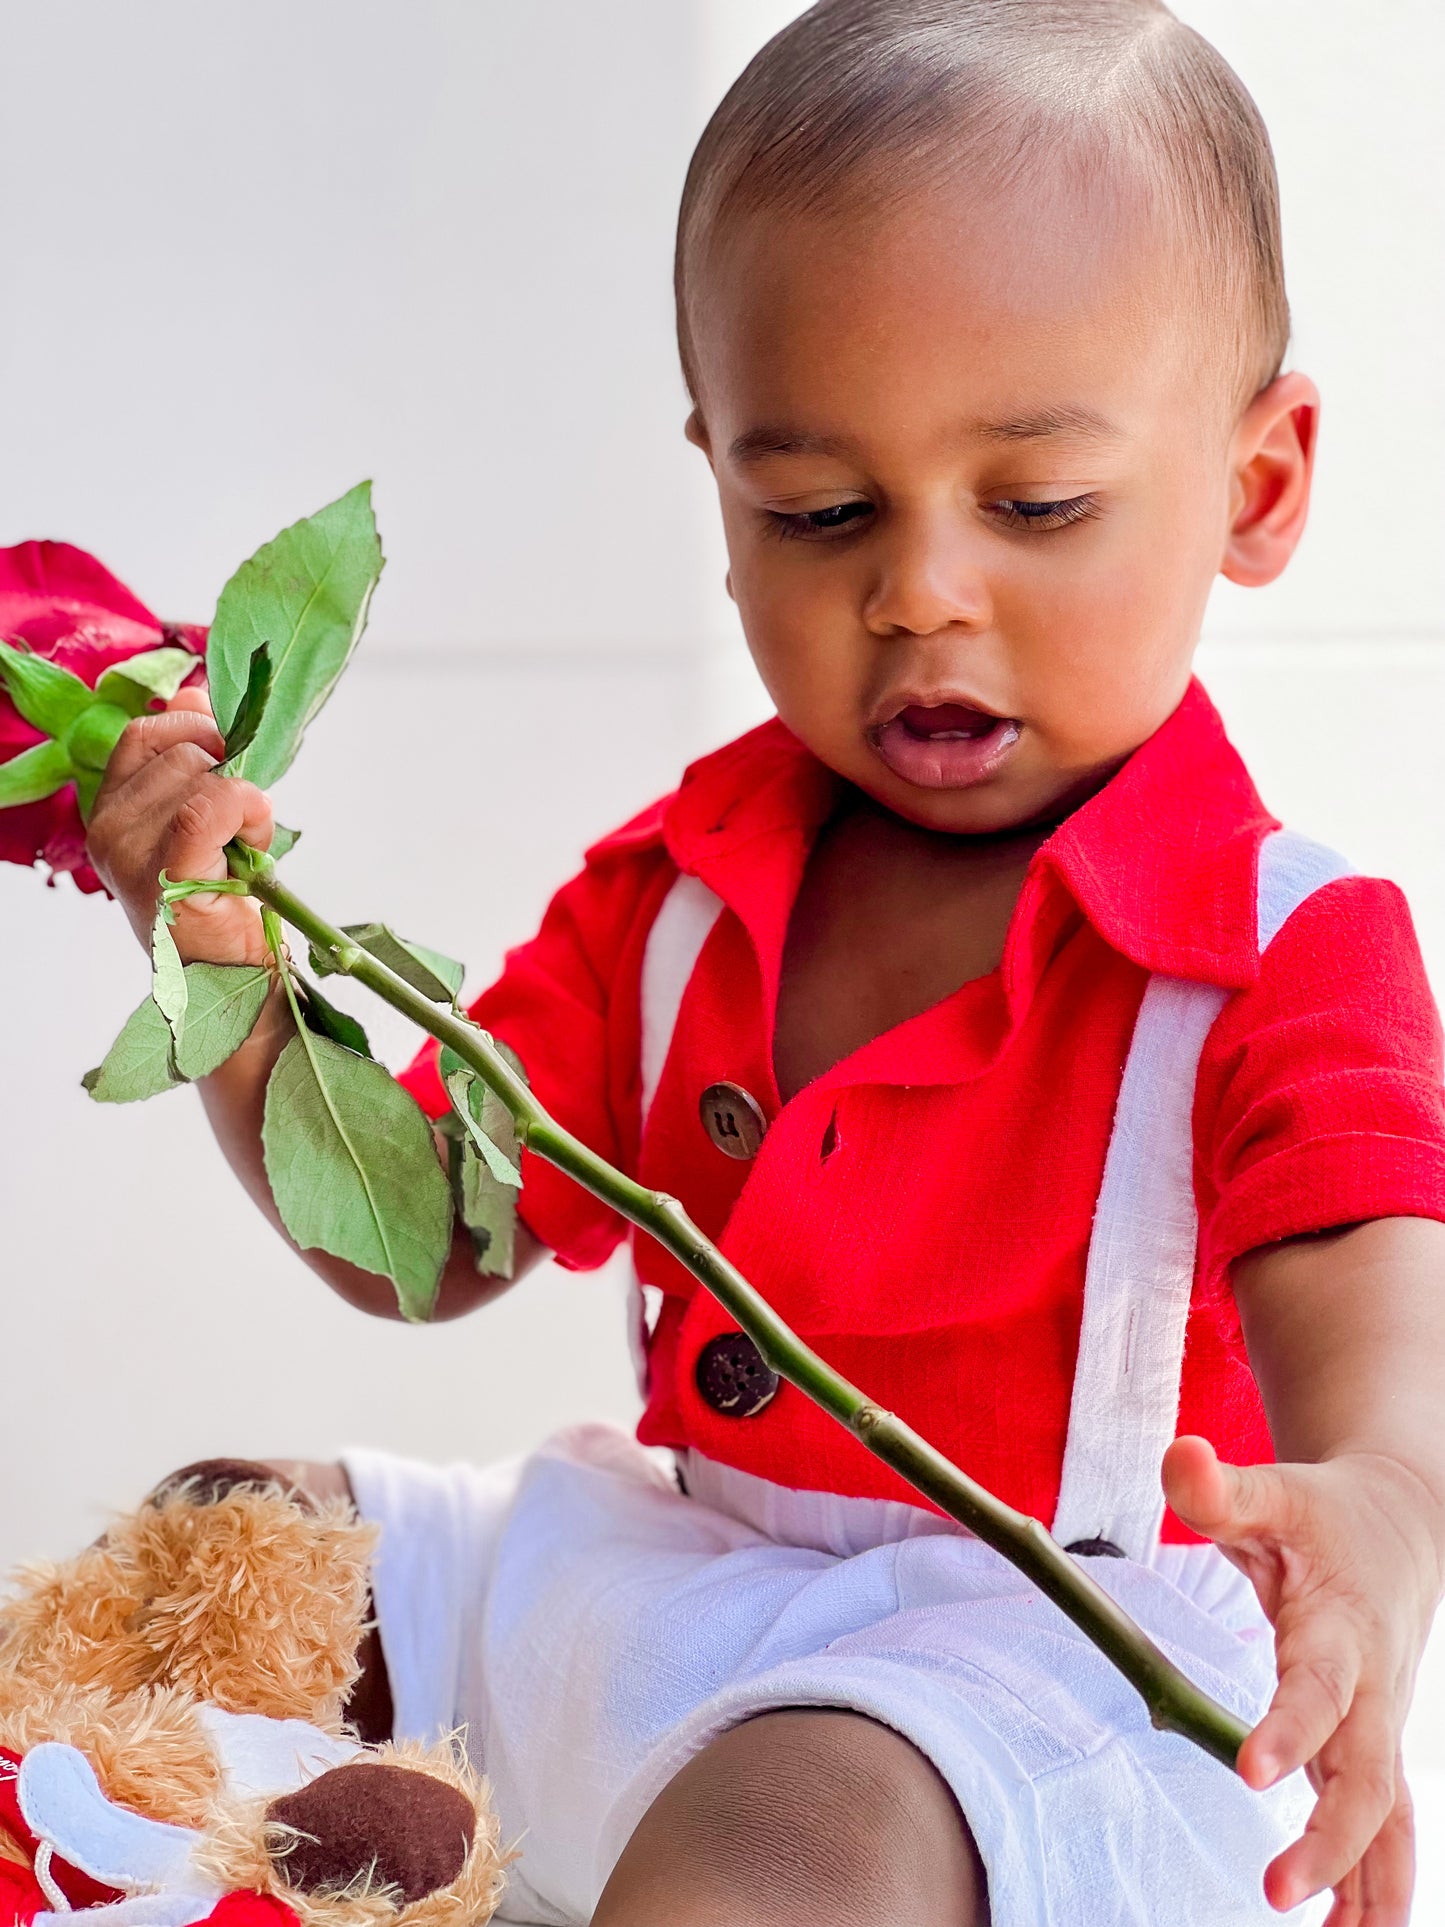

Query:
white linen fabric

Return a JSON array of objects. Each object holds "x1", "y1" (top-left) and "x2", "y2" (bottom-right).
[
  {"x1": 345, "y1": 1426, "x2": 1323, "y2": 1926},
  {"x1": 341, "y1": 823, "x2": 1349, "y2": 1924}
]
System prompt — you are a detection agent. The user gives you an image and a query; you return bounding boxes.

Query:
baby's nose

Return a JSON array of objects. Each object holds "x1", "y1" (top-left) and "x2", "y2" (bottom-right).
[{"x1": 862, "y1": 511, "x2": 993, "y2": 639}]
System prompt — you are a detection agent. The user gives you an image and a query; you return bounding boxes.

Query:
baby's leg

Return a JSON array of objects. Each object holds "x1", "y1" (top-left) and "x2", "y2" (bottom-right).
[
  {"x1": 590, "y1": 1707, "x2": 989, "y2": 1927},
  {"x1": 144, "y1": 1455, "x2": 393, "y2": 1744}
]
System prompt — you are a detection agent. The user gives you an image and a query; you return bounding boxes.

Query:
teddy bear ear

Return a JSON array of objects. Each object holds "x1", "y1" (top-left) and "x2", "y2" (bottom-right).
[
  {"x1": 266, "y1": 1763, "x2": 476, "y2": 1905},
  {"x1": 17, "y1": 1742, "x2": 202, "y2": 1891}
]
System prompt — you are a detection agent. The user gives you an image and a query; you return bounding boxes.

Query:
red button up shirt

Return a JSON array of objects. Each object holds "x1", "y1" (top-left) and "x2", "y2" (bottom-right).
[{"x1": 402, "y1": 682, "x2": 1445, "y2": 1541}]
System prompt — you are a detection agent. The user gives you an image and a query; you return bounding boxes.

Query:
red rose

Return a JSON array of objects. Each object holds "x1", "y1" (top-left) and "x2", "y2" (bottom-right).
[{"x1": 0, "y1": 541, "x2": 206, "y2": 893}]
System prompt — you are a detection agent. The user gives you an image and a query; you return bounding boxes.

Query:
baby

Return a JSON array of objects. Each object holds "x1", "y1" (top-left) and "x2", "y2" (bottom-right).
[{"x1": 87, "y1": 2, "x2": 1445, "y2": 1923}]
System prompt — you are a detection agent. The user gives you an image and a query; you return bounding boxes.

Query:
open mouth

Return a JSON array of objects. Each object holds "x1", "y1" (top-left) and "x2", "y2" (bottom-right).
[{"x1": 869, "y1": 701, "x2": 1022, "y2": 792}]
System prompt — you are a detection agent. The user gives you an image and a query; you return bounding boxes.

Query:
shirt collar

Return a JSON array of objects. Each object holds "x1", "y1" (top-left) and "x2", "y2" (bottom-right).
[
  {"x1": 590, "y1": 680, "x2": 1275, "y2": 1096},
  {"x1": 1027, "y1": 678, "x2": 1277, "y2": 991}
]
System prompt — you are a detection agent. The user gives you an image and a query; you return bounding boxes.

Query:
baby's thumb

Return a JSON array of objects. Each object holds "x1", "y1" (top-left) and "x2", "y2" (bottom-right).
[{"x1": 1162, "y1": 1436, "x2": 1276, "y2": 1546}]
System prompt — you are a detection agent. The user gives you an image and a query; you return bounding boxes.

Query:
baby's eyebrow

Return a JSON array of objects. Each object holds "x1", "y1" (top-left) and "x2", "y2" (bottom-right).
[
  {"x1": 972, "y1": 405, "x2": 1123, "y2": 444},
  {"x1": 727, "y1": 405, "x2": 1123, "y2": 467},
  {"x1": 728, "y1": 426, "x2": 851, "y2": 466}
]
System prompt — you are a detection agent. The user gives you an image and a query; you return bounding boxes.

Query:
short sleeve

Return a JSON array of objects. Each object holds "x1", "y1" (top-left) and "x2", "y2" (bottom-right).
[
  {"x1": 398, "y1": 835, "x2": 672, "y2": 1272},
  {"x1": 1195, "y1": 874, "x2": 1445, "y2": 1302}
]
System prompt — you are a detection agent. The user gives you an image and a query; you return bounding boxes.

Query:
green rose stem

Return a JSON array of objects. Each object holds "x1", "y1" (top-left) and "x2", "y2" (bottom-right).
[{"x1": 230, "y1": 837, "x2": 1249, "y2": 1774}]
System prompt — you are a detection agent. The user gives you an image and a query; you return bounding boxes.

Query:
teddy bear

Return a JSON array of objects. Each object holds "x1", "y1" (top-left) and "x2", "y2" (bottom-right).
[{"x1": 0, "y1": 1461, "x2": 508, "y2": 1927}]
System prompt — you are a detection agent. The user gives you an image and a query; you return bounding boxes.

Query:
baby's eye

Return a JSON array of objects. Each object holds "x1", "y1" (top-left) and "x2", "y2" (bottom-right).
[
  {"x1": 767, "y1": 501, "x2": 874, "y2": 542},
  {"x1": 988, "y1": 495, "x2": 1100, "y2": 532}
]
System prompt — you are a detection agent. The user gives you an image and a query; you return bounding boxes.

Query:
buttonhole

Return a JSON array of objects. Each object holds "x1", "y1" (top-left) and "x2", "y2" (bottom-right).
[{"x1": 820, "y1": 1108, "x2": 841, "y2": 1164}]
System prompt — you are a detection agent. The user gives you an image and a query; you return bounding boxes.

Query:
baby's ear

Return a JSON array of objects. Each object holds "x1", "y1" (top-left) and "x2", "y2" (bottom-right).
[
  {"x1": 1220, "y1": 371, "x2": 1320, "y2": 589},
  {"x1": 684, "y1": 407, "x2": 714, "y2": 459}
]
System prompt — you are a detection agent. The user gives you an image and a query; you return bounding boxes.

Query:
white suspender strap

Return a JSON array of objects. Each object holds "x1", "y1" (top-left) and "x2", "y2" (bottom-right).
[
  {"x1": 629, "y1": 873, "x2": 725, "y2": 1391},
  {"x1": 639, "y1": 873, "x2": 725, "y2": 1120},
  {"x1": 1050, "y1": 828, "x2": 1353, "y2": 1562}
]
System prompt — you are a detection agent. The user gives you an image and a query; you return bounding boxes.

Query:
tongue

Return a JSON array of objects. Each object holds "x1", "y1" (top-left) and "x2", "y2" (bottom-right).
[{"x1": 898, "y1": 703, "x2": 997, "y2": 740}]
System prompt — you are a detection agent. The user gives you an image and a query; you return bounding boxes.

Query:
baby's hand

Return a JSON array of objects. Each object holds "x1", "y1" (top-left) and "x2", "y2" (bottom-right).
[
  {"x1": 1165, "y1": 1436, "x2": 1441, "y2": 1925},
  {"x1": 86, "y1": 687, "x2": 275, "y2": 967}
]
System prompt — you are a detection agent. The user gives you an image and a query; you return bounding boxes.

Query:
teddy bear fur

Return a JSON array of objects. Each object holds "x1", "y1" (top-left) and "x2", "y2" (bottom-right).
[{"x1": 0, "y1": 1471, "x2": 508, "y2": 1927}]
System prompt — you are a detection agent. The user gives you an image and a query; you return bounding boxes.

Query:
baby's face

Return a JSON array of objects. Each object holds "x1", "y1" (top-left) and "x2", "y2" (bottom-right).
[{"x1": 688, "y1": 175, "x2": 1309, "y2": 833}]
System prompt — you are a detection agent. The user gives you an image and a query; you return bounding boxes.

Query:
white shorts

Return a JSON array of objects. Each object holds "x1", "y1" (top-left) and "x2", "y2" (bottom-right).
[{"x1": 343, "y1": 1423, "x2": 1323, "y2": 1927}]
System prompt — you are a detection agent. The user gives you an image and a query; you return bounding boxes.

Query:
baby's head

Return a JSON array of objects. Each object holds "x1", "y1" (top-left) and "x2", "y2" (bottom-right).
[{"x1": 676, "y1": 0, "x2": 1317, "y2": 832}]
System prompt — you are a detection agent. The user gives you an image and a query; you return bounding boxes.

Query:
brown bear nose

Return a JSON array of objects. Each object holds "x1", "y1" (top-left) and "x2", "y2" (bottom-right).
[{"x1": 266, "y1": 1762, "x2": 477, "y2": 1904}]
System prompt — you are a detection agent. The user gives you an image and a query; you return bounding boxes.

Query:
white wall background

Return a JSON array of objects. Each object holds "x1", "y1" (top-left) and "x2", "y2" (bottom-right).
[{"x1": 3, "y1": 0, "x2": 1444, "y2": 1904}]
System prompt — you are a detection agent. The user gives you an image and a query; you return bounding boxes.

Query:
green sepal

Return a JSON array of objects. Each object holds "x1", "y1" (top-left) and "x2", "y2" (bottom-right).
[
  {"x1": 174, "y1": 963, "x2": 273, "y2": 1079},
  {"x1": 95, "y1": 645, "x2": 202, "y2": 717},
  {"x1": 206, "y1": 481, "x2": 383, "y2": 789},
  {"x1": 314, "y1": 923, "x2": 464, "y2": 1004},
  {"x1": 64, "y1": 701, "x2": 133, "y2": 773},
  {"x1": 0, "y1": 738, "x2": 74, "y2": 808},
  {"x1": 261, "y1": 1027, "x2": 453, "y2": 1322},
  {"x1": 161, "y1": 874, "x2": 251, "y2": 906},
  {"x1": 151, "y1": 900, "x2": 188, "y2": 1047},
  {"x1": 0, "y1": 638, "x2": 93, "y2": 736},
  {"x1": 294, "y1": 972, "x2": 373, "y2": 1059},
  {"x1": 268, "y1": 822, "x2": 301, "y2": 861},
  {"x1": 75, "y1": 768, "x2": 103, "y2": 819},
  {"x1": 219, "y1": 642, "x2": 273, "y2": 769},
  {"x1": 82, "y1": 994, "x2": 184, "y2": 1103}
]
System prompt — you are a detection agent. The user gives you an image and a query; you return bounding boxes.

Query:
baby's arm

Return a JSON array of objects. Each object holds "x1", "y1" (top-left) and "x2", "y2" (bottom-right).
[
  {"x1": 86, "y1": 691, "x2": 545, "y2": 1321},
  {"x1": 1164, "y1": 1216, "x2": 1445, "y2": 1921}
]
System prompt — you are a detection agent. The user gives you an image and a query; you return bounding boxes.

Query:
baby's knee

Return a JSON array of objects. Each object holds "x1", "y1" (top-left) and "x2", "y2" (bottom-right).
[
  {"x1": 144, "y1": 1456, "x2": 351, "y2": 1509},
  {"x1": 593, "y1": 1707, "x2": 988, "y2": 1927}
]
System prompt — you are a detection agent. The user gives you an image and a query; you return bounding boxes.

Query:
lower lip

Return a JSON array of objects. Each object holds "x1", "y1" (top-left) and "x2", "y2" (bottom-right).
[{"x1": 870, "y1": 712, "x2": 1022, "y2": 791}]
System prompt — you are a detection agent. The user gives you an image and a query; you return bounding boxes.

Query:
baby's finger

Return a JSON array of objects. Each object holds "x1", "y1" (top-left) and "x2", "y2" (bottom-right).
[
  {"x1": 1318, "y1": 1788, "x2": 1413, "y2": 1927},
  {"x1": 101, "y1": 706, "x2": 226, "y2": 789},
  {"x1": 163, "y1": 772, "x2": 274, "y2": 888},
  {"x1": 166, "y1": 685, "x2": 216, "y2": 721},
  {"x1": 1264, "y1": 1692, "x2": 1399, "y2": 1913},
  {"x1": 1161, "y1": 1435, "x2": 1287, "y2": 1548},
  {"x1": 1242, "y1": 1620, "x2": 1362, "y2": 1788}
]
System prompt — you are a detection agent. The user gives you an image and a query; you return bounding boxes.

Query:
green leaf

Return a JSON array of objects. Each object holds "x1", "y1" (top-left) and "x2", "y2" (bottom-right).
[
  {"x1": 64, "y1": 701, "x2": 132, "y2": 773},
  {"x1": 0, "y1": 738, "x2": 74, "y2": 808},
  {"x1": 82, "y1": 994, "x2": 184, "y2": 1103},
  {"x1": 219, "y1": 643, "x2": 273, "y2": 769},
  {"x1": 448, "y1": 1132, "x2": 518, "y2": 1280},
  {"x1": 95, "y1": 646, "x2": 202, "y2": 717},
  {"x1": 336, "y1": 923, "x2": 464, "y2": 1003},
  {"x1": 0, "y1": 638, "x2": 94, "y2": 736},
  {"x1": 438, "y1": 1033, "x2": 527, "y2": 1279},
  {"x1": 268, "y1": 822, "x2": 301, "y2": 861},
  {"x1": 262, "y1": 1028, "x2": 453, "y2": 1321},
  {"x1": 444, "y1": 1067, "x2": 522, "y2": 1188},
  {"x1": 151, "y1": 902, "x2": 188, "y2": 1047},
  {"x1": 206, "y1": 482, "x2": 384, "y2": 789},
  {"x1": 295, "y1": 973, "x2": 373, "y2": 1058},
  {"x1": 174, "y1": 963, "x2": 272, "y2": 1079}
]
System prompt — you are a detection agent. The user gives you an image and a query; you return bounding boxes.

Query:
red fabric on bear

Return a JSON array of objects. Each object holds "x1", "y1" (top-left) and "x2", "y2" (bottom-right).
[
  {"x1": 0, "y1": 1749, "x2": 122, "y2": 1913},
  {"x1": 200, "y1": 1893, "x2": 302, "y2": 1927}
]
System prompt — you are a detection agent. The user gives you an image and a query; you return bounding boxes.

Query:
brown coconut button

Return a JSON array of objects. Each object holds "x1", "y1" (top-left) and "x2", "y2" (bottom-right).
[
  {"x1": 695, "y1": 1332, "x2": 780, "y2": 1417},
  {"x1": 699, "y1": 1082, "x2": 768, "y2": 1160}
]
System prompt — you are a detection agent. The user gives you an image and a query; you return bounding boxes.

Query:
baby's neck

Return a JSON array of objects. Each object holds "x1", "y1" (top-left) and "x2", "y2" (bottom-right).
[{"x1": 772, "y1": 790, "x2": 1053, "y2": 1104}]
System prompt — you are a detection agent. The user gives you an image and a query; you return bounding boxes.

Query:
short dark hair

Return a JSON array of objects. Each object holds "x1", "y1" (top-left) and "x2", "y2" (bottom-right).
[{"x1": 675, "y1": 0, "x2": 1290, "y2": 411}]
